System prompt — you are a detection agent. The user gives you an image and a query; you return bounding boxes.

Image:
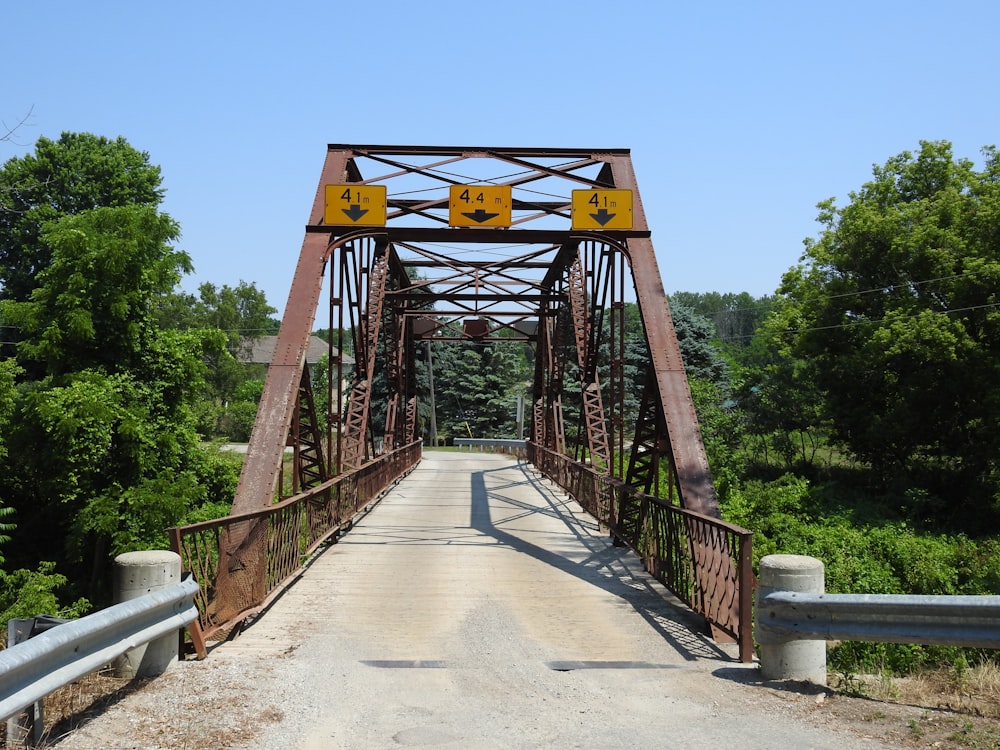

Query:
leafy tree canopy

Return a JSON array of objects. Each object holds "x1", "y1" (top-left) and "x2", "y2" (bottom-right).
[
  {"x1": 670, "y1": 304, "x2": 729, "y2": 385},
  {"x1": 3, "y1": 205, "x2": 190, "y2": 378},
  {"x1": 670, "y1": 291, "x2": 775, "y2": 348},
  {"x1": 772, "y1": 140, "x2": 1000, "y2": 503},
  {"x1": 0, "y1": 132, "x2": 164, "y2": 302},
  {"x1": 0, "y1": 199, "x2": 230, "y2": 599}
]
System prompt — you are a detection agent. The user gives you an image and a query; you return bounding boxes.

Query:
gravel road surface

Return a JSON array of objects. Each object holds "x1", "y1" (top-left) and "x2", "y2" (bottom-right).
[{"x1": 53, "y1": 452, "x2": 905, "y2": 749}]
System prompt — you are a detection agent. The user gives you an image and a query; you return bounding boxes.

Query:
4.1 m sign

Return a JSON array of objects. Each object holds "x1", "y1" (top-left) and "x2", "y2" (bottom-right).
[
  {"x1": 324, "y1": 185, "x2": 387, "y2": 226},
  {"x1": 571, "y1": 189, "x2": 633, "y2": 230}
]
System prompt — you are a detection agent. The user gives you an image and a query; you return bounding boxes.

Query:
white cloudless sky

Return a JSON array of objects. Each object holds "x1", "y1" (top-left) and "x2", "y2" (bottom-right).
[{"x1": 4, "y1": 0, "x2": 998, "y2": 315}]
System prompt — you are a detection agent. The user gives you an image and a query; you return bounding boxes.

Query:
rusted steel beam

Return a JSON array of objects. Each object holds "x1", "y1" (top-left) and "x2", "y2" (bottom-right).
[
  {"x1": 341, "y1": 248, "x2": 390, "y2": 471},
  {"x1": 390, "y1": 293, "x2": 561, "y2": 304},
  {"x1": 606, "y1": 155, "x2": 719, "y2": 518},
  {"x1": 383, "y1": 301, "x2": 406, "y2": 451},
  {"x1": 330, "y1": 144, "x2": 631, "y2": 158},
  {"x1": 231, "y1": 229, "x2": 330, "y2": 514},
  {"x1": 567, "y1": 254, "x2": 610, "y2": 473},
  {"x1": 401, "y1": 260, "x2": 555, "y2": 269},
  {"x1": 306, "y1": 226, "x2": 651, "y2": 242},
  {"x1": 230, "y1": 149, "x2": 357, "y2": 514},
  {"x1": 292, "y1": 363, "x2": 327, "y2": 492}
]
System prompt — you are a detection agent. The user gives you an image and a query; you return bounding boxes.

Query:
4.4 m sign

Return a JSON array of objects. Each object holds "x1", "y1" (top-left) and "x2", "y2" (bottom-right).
[{"x1": 449, "y1": 185, "x2": 512, "y2": 227}]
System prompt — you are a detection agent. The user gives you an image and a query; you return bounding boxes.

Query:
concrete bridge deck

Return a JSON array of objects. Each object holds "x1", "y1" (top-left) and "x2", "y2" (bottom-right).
[{"x1": 55, "y1": 452, "x2": 899, "y2": 749}]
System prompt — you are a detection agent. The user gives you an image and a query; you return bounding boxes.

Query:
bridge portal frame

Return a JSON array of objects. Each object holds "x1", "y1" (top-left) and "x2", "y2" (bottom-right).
[
  {"x1": 231, "y1": 145, "x2": 717, "y2": 521},
  {"x1": 180, "y1": 145, "x2": 755, "y2": 658}
]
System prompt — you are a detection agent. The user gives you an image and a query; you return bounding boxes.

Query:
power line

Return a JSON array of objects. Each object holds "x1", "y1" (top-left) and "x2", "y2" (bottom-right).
[
  {"x1": 672, "y1": 267, "x2": 996, "y2": 322},
  {"x1": 732, "y1": 300, "x2": 1000, "y2": 342}
]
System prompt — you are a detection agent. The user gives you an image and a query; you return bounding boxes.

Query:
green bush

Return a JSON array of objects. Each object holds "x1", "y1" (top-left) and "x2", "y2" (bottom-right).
[
  {"x1": 0, "y1": 563, "x2": 90, "y2": 632},
  {"x1": 721, "y1": 472, "x2": 1000, "y2": 675},
  {"x1": 219, "y1": 401, "x2": 258, "y2": 443}
]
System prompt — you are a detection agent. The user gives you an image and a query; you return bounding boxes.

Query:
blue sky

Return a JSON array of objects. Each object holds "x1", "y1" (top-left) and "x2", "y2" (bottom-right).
[{"x1": 4, "y1": 1, "x2": 998, "y2": 316}]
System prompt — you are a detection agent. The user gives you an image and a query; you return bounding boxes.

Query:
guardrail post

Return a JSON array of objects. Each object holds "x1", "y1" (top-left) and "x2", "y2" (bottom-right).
[
  {"x1": 5, "y1": 617, "x2": 63, "y2": 747},
  {"x1": 756, "y1": 554, "x2": 826, "y2": 684},
  {"x1": 112, "y1": 551, "x2": 183, "y2": 678}
]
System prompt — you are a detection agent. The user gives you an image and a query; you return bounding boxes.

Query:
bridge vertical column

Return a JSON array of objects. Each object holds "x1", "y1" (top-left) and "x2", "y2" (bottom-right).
[
  {"x1": 567, "y1": 252, "x2": 611, "y2": 473},
  {"x1": 541, "y1": 308, "x2": 567, "y2": 455},
  {"x1": 290, "y1": 363, "x2": 327, "y2": 493},
  {"x1": 383, "y1": 297, "x2": 405, "y2": 451},
  {"x1": 342, "y1": 242, "x2": 389, "y2": 470}
]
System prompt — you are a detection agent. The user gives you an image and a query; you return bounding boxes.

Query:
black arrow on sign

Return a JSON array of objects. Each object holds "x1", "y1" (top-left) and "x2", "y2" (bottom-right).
[
  {"x1": 589, "y1": 209, "x2": 616, "y2": 226},
  {"x1": 342, "y1": 204, "x2": 369, "y2": 222},
  {"x1": 462, "y1": 209, "x2": 500, "y2": 223}
]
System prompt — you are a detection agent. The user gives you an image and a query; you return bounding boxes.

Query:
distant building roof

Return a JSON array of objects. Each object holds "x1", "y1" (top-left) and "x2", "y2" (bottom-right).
[{"x1": 240, "y1": 336, "x2": 354, "y2": 366}]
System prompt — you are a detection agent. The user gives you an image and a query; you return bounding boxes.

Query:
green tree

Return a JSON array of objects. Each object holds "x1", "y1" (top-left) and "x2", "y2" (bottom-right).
[
  {"x1": 4, "y1": 206, "x2": 190, "y2": 376},
  {"x1": 670, "y1": 304, "x2": 729, "y2": 385},
  {"x1": 431, "y1": 336, "x2": 528, "y2": 440},
  {"x1": 156, "y1": 282, "x2": 278, "y2": 438},
  {"x1": 0, "y1": 359, "x2": 20, "y2": 563},
  {"x1": 189, "y1": 281, "x2": 279, "y2": 354},
  {"x1": 670, "y1": 291, "x2": 775, "y2": 348},
  {"x1": 0, "y1": 132, "x2": 164, "y2": 302},
  {"x1": 1, "y1": 204, "x2": 230, "y2": 599},
  {"x1": 776, "y1": 141, "x2": 1000, "y2": 515}
]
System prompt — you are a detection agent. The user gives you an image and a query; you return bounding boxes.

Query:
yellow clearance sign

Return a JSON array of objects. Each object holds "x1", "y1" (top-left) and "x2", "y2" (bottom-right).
[
  {"x1": 324, "y1": 184, "x2": 387, "y2": 226},
  {"x1": 449, "y1": 185, "x2": 512, "y2": 227},
  {"x1": 571, "y1": 189, "x2": 633, "y2": 230}
]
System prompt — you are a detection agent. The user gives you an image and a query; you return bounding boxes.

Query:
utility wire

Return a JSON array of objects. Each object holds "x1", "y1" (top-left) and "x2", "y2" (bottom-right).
[{"x1": 729, "y1": 300, "x2": 1000, "y2": 342}]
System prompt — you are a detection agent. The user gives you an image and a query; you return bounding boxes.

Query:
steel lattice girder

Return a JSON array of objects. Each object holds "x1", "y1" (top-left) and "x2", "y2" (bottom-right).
[{"x1": 231, "y1": 145, "x2": 718, "y2": 518}]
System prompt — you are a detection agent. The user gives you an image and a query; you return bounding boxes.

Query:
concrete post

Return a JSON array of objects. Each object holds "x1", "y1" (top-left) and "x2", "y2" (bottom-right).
[
  {"x1": 756, "y1": 554, "x2": 827, "y2": 685},
  {"x1": 112, "y1": 551, "x2": 182, "y2": 678}
]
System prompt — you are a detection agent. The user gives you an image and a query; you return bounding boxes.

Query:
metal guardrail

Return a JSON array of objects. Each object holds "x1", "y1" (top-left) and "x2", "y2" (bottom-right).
[
  {"x1": 757, "y1": 591, "x2": 1000, "y2": 648},
  {"x1": 452, "y1": 439, "x2": 527, "y2": 459},
  {"x1": 169, "y1": 440, "x2": 422, "y2": 657},
  {"x1": 527, "y1": 442, "x2": 755, "y2": 662},
  {"x1": 0, "y1": 577, "x2": 199, "y2": 723}
]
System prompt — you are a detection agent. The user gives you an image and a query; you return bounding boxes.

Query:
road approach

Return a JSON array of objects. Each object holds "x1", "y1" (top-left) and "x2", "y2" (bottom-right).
[{"x1": 56, "y1": 451, "x2": 903, "y2": 749}]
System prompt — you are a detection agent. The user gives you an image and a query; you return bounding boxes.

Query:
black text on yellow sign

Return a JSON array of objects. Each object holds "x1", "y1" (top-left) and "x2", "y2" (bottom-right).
[
  {"x1": 324, "y1": 184, "x2": 387, "y2": 226},
  {"x1": 571, "y1": 189, "x2": 633, "y2": 230},
  {"x1": 449, "y1": 185, "x2": 512, "y2": 227}
]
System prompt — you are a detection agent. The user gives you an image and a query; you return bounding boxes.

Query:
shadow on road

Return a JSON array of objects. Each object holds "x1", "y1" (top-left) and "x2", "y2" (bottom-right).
[{"x1": 468, "y1": 461, "x2": 732, "y2": 663}]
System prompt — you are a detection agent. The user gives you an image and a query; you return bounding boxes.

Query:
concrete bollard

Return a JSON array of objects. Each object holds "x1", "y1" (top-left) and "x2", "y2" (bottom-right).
[
  {"x1": 112, "y1": 550, "x2": 182, "y2": 679},
  {"x1": 756, "y1": 554, "x2": 827, "y2": 685}
]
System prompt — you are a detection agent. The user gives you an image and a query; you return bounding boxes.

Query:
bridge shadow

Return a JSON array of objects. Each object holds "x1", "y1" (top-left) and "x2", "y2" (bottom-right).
[{"x1": 468, "y1": 460, "x2": 732, "y2": 663}]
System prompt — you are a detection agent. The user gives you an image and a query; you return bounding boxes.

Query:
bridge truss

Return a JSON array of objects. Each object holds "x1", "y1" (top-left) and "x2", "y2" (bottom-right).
[
  {"x1": 171, "y1": 145, "x2": 754, "y2": 660},
  {"x1": 230, "y1": 145, "x2": 718, "y2": 519}
]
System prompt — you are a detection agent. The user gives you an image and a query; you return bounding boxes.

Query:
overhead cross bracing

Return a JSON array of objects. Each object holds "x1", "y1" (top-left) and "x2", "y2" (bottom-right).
[{"x1": 231, "y1": 145, "x2": 718, "y2": 523}]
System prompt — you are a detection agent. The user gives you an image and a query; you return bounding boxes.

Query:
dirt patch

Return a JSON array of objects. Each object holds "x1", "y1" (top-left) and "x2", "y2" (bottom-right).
[
  {"x1": 7, "y1": 659, "x2": 286, "y2": 749},
  {"x1": 761, "y1": 671, "x2": 1000, "y2": 750}
]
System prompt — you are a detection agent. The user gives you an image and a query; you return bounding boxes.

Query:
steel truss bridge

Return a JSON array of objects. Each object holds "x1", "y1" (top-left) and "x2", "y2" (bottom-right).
[{"x1": 170, "y1": 146, "x2": 754, "y2": 661}]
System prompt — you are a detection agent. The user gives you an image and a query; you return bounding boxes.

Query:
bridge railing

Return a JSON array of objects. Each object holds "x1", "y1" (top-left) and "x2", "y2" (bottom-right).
[
  {"x1": 169, "y1": 440, "x2": 422, "y2": 657},
  {"x1": 528, "y1": 443, "x2": 754, "y2": 662}
]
